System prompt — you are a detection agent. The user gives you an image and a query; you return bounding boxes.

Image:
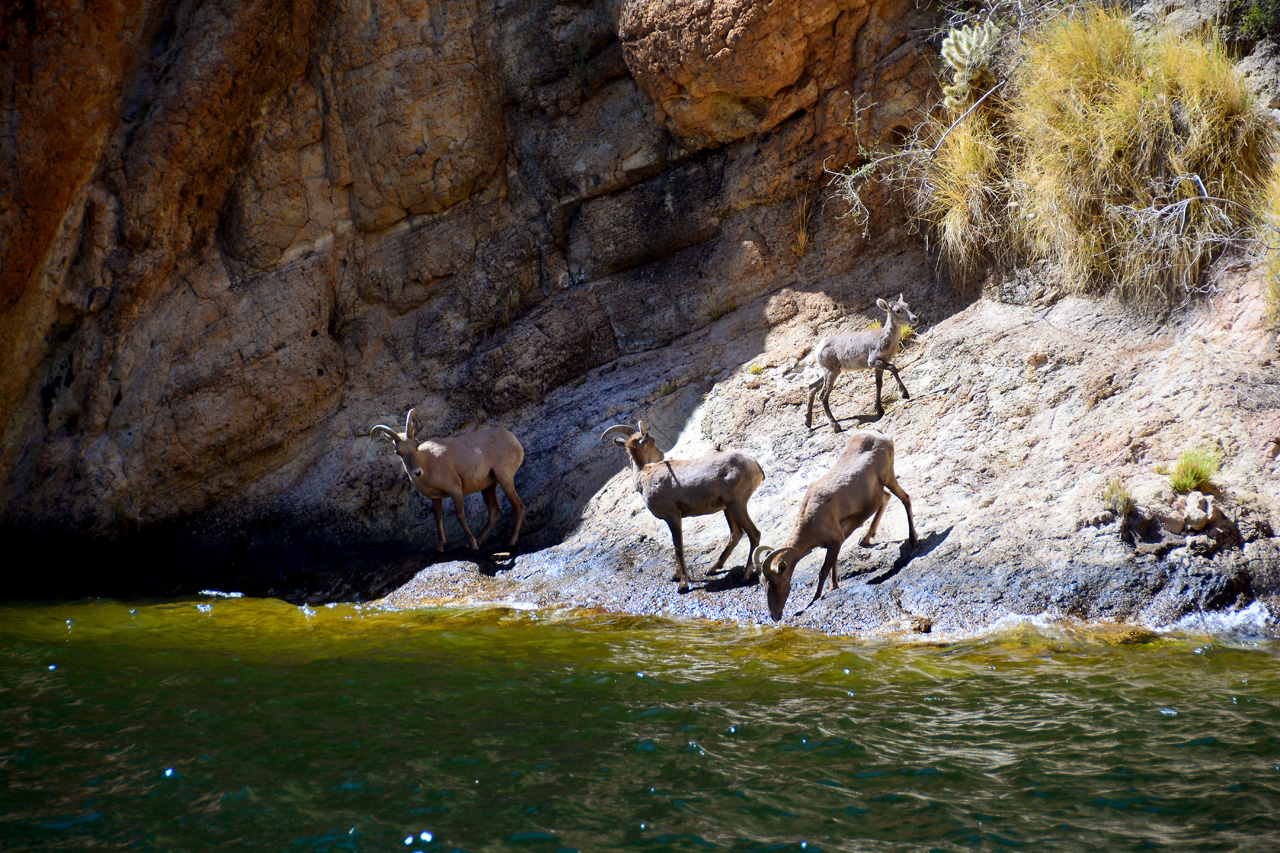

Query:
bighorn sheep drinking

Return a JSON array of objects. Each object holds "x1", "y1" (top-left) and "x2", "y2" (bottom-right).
[
  {"x1": 806, "y1": 293, "x2": 919, "y2": 432},
  {"x1": 601, "y1": 421, "x2": 764, "y2": 593},
  {"x1": 753, "y1": 430, "x2": 916, "y2": 621},
  {"x1": 371, "y1": 408, "x2": 526, "y2": 553}
]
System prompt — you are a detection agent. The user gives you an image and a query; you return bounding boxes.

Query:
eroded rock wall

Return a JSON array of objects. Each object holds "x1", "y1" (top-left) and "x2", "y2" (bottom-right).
[{"x1": 0, "y1": 0, "x2": 938, "y2": 595}]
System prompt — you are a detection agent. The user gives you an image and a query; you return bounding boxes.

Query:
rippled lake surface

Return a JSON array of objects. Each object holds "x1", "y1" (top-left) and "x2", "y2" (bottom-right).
[{"x1": 1, "y1": 597, "x2": 1278, "y2": 852}]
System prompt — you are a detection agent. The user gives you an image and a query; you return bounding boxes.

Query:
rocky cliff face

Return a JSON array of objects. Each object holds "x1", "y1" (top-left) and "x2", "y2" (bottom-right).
[{"x1": 1, "y1": 0, "x2": 937, "y2": 594}]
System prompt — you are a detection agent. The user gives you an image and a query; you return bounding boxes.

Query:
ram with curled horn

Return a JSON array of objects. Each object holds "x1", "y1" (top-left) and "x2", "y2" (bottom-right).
[
  {"x1": 752, "y1": 429, "x2": 916, "y2": 621},
  {"x1": 601, "y1": 420, "x2": 764, "y2": 593},
  {"x1": 370, "y1": 408, "x2": 526, "y2": 553}
]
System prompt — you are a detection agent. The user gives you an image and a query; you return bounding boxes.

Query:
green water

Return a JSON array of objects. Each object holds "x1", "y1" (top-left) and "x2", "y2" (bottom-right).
[{"x1": 1, "y1": 598, "x2": 1278, "y2": 852}]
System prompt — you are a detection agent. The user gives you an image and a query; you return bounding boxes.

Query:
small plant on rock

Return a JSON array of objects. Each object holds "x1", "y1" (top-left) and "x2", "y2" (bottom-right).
[
  {"x1": 791, "y1": 194, "x2": 816, "y2": 258},
  {"x1": 659, "y1": 380, "x2": 679, "y2": 396},
  {"x1": 748, "y1": 364, "x2": 765, "y2": 376},
  {"x1": 1170, "y1": 446, "x2": 1222, "y2": 493},
  {"x1": 1101, "y1": 477, "x2": 1135, "y2": 518}
]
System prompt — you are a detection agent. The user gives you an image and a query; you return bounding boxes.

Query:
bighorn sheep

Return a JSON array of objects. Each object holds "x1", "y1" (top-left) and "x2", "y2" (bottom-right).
[
  {"x1": 371, "y1": 408, "x2": 525, "y2": 553},
  {"x1": 806, "y1": 293, "x2": 919, "y2": 432},
  {"x1": 601, "y1": 421, "x2": 764, "y2": 593},
  {"x1": 753, "y1": 430, "x2": 916, "y2": 621}
]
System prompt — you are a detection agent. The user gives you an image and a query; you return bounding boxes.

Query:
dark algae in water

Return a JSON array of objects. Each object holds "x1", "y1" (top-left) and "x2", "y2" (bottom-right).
[{"x1": 1, "y1": 598, "x2": 1278, "y2": 851}]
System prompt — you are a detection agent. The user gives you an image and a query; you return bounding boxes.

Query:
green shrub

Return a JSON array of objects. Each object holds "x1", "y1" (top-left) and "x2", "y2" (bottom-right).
[
  {"x1": 1239, "y1": 0, "x2": 1280, "y2": 39},
  {"x1": 1170, "y1": 446, "x2": 1222, "y2": 493}
]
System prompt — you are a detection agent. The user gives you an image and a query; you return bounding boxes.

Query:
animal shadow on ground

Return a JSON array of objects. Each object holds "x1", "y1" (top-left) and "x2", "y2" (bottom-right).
[
  {"x1": 701, "y1": 563, "x2": 760, "y2": 592},
  {"x1": 475, "y1": 549, "x2": 521, "y2": 577},
  {"x1": 863, "y1": 525, "x2": 953, "y2": 585}
]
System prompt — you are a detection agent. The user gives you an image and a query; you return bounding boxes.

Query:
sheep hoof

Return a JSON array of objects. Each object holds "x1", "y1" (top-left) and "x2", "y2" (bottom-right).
[
  {"x1": 678, "y1": 582, "x2": 691, "y2": 594},
  {"x1": 831, "y1": 424, "x2": 843, "y2": 434}
]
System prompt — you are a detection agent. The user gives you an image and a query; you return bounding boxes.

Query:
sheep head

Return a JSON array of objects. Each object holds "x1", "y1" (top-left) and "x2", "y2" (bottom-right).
[
  {"x1": 754, "y1": 546, "x2": 800, "y2": 622},
  {"x1": 876, "y1": 293, "x2": 918, "y2": 327},
  {"x1": 372, "y1": 408, "x2": 427, "y2": 482},
  {"x1": 600, "y1": 420, "x2": 665, "y2": 467}
]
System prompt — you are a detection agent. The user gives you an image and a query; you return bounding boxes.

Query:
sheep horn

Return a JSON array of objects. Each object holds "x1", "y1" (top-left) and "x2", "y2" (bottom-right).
[
  {"x1": 370, "y1": 424, "x2": 400, "y2": 443},
  {"x1": 404, "y1": 408, "x2": 417, "y2": 441},
  {"x1": 762, "y1": 547, "x2": 797, "y2": 579},
  {"x1": 752, "y1": 545, "x2": 775, "y2": 577},
  {"x1": 601, "y1": 424, "x2": 637, "y2": 443}
]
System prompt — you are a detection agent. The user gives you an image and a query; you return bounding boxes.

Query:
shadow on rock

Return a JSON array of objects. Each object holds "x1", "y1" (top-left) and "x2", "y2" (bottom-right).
[
  {"x1": 865, "y1": 525, "x2": 953, "y2": 585},
  {"x1": 476, "y1": 551, "x2": 520, "y2": 577},
  {"x1": 701, "y1": 564, "x2": 759, "y2": 592}
]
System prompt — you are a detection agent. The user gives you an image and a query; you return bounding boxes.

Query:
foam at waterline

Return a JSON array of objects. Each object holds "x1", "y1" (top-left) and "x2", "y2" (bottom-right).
[{"x1": 1155, "y1": 600, "x2": 1274, "y2": 640}]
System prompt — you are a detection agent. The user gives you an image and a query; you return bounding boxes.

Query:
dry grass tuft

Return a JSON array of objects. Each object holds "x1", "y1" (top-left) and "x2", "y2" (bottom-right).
[
  {"x1": 1009, "y1": 9, "x2": 1273, "y2": 302},
  {"x1": 1260, "y1": 163, "x2": 1280, "y2": 324},
  {"x1": 907, "y1": 5, "x2": 1277, "y2": 303},
  {"x1": 791, "y1": 194, "x2": 816, "y2": 258}
]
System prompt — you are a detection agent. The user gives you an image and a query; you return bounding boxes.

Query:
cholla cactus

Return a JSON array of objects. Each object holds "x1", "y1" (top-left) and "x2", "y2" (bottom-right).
[{"x1": 941, "y1": 21, "x2": 1000, "y2": 113}]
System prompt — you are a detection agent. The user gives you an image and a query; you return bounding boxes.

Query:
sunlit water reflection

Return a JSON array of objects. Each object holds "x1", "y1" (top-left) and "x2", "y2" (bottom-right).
[{"x1": 1, "y1": 597, "x2": 1277, "y2": 851}]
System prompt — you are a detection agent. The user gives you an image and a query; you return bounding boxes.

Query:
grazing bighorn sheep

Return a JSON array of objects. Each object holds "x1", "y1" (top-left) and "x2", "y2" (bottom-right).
[
  {"x1": 601, "y1": 421, "x2": 764, "y2": 593},
  {"x1": 371, "y1": 408, "x2": 525, "y2": 553},
  {"x1": 806, "y1": 293, "x2": 919, "y2": 432},
  {"x1": 753, "y1": 430, "x2": 916, "y2": 621}
]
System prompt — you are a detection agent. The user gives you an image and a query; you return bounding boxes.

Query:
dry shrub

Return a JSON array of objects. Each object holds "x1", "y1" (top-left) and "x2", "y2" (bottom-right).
[
  {"x1": 916, "y1": 6, "x2": 1276, "y2": 303},
  {"x1": 1260, "y1": 164, "x2": 1280, "y2": 323},
  {"x1": 916, "y1": 107, "x2": 1008, "y2": 284}
]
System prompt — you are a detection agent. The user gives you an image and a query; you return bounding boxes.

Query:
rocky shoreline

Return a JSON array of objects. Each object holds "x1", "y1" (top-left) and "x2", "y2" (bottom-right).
[{"x1": 377, "y1": 272, "x2": 1280, "y2": 638}]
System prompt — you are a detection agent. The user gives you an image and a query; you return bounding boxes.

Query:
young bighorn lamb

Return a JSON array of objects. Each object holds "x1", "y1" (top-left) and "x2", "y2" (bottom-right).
[
  {"x1": 806, "y1": 293, "x2": 919, "y2": 432},
  {"x1": 601, "y1": 421, "x2": 764, "y2": 593},
  {"x1": 371, "y1": 408, "x2": 526, "y2": 553},
  {"x1": 752, "y1": 430, "x2": 916, "y2": 621}
]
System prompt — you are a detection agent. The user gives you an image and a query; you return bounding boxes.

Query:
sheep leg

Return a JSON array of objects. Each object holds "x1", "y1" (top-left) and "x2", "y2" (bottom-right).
[
  {"x1": 450, "y1": 489, "x2": 480, "y2": 551},
  {"x1": 665, "y1": 517, "x2": 691, "y2": 593},
  {"x1": 709, "y1": 510, "x2": 743, "y2": 575},
  {"x1": 872, "y1": 369, "x2": 886, "y2": 416},
  {"x1": 736, "y1": 506, "x2": 763, "y2": 579},
  {"x1": 811, "y1": 544, "x2": 842, "y2": 603},
  {"x1": 873, "y1": 357, "x2": 910, "y2": 400},
  {"x1": 805, "y1": 374, "x2": 825, "y2": 429},
  {"x1": 858, "y1": 489, "x2": 890, "y2": 547},
  {"x1": 475, "y1": 484, "x2": 500, "y2": 547},
  {"x1": 497, "y1": 473, "x2": 525, "y2": 547},
  {"x1": 884, "y1": 472, "x2": 918, "y2": 544},
  {"x1": 433, "y1": 498, "x2": 447, "y2": 553},
  {"x1": 819, "y1": 372, "x2": 842, "y2": 433}
]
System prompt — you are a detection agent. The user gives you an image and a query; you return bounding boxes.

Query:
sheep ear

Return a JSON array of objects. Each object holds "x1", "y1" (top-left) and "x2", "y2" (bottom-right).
[
  {"x1": 897, "y1": 292, "x2": 905, "y2": 304},
  {"x1": 876, "y1": 298, "x2": 889, "y2": 310},
  {"x1": 639, "y1": 420, "x2": 649, "y2": 436},
  {"x1": 404, "y1": 408, "x2": 417, "y2": 440}
]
